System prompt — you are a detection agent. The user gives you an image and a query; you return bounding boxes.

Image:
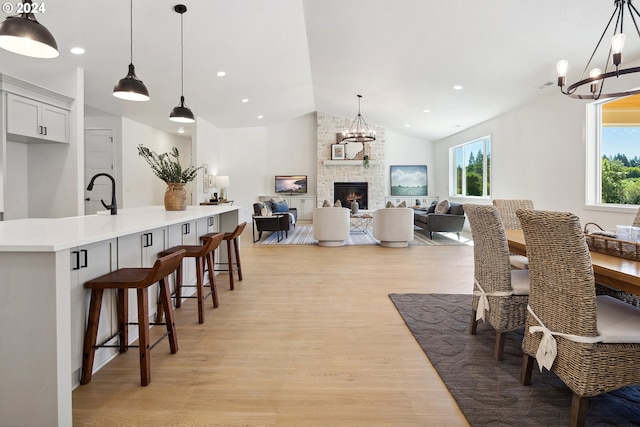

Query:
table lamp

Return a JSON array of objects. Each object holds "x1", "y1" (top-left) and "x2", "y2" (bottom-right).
[{"x1": 215, "y1": 175, "x2": 229, "y2": 201}]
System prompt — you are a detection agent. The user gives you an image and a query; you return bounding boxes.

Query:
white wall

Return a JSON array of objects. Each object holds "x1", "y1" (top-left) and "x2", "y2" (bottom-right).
[
  {"x1": 193, "y1": 117, "x2": 222, "y2": 205},
  {"x1": 433, "y1": 90, "x2": 635, "y2": 230},
  {"x1": 384, "y1": 130, "x2": 434, "y2": 198},
  {"x1": 121, "y1": 117, "x2": 191, "y2": 208},
  {"x1": 5, "y1": 142, "x2": 27, "y2": 220}
]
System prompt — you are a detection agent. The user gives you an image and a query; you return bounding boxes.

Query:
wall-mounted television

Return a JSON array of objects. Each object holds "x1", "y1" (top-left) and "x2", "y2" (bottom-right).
[{"x1": 275, "y1": 175, "x2": 308, "y2": 194}]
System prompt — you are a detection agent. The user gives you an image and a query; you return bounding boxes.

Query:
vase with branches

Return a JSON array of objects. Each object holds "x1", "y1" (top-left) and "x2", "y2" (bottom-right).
[{"x1": 137, "y1": 144, "x2": 202, "y2": 210}]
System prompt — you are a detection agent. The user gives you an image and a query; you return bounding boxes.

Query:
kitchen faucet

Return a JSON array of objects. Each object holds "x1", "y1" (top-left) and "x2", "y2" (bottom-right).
[{"x1": 87, "y1": 173, "x2": 117, "y2": 215}]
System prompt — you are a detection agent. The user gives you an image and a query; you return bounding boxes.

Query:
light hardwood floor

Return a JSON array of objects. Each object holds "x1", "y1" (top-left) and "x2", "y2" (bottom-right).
[{"x1": 72, "y1": 228, "x2": 474, "y2": 426}]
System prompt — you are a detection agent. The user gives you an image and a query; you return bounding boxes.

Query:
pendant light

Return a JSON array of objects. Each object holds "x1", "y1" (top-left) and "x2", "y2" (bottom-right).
[
  {"x1": 0, "y1": 0, "x2": 58, "y2": 58},
  {"x1": 113, "y1": 0, "x2": 150, "y2": 101},
  {"x1": 170, "y1": 4, "x2": 195, "y2": 123}
]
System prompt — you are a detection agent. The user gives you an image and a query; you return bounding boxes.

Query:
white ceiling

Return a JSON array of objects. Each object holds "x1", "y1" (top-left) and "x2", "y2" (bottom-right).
[{"x1": 1, "y1": 0, "x2": 637, "y2": 141}]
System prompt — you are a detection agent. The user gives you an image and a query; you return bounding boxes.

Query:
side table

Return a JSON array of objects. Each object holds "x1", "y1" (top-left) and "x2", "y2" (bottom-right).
[
  {"x1": 350, "y1": 213, "x2": 373, "y2": 234},
  {"x1": 252, "y1": 214, "x2": 286, "y2": 242}
]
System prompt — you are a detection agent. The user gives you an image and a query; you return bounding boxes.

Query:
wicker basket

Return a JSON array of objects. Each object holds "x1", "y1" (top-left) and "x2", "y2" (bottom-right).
[
  {"x1": 164, "y1": 183, "x2": 187, "y2": 211},
  {"x1": 584, "y1": 222, "x2": 640, "y2": 261}
]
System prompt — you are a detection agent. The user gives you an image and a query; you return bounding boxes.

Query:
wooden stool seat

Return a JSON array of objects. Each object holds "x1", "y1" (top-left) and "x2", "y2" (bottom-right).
[
  {"x1": 158, "y1": 232, "x2": 225, "y2": 324},
  {"x1": 80, "y1": 249, "x2": 186, "y2": 386},
  {"x1": 201, "y1": 222, "x2": 247, "y2": 291}
]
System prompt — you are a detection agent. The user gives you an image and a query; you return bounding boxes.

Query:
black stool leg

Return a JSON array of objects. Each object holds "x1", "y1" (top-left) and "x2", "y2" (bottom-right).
[
  {"x1": 226, "y1": 239, "x2": 235, "y2": 290},
  {"x1": 206, "y1": 251, "x2": 219, "y2": 308},
  {"x1": 195, "y1": 257, "x2": 205, "y2": 324}
]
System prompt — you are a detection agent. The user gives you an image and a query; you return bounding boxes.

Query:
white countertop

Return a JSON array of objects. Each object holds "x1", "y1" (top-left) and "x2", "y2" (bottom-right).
[{"x1": 0, "y1": 205, "x2": 238, "y2": 252}]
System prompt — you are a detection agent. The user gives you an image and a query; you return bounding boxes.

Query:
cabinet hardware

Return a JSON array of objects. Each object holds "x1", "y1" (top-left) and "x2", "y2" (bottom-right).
[
  {"x1": 80, "y1": 249, "x2": 88, "y2": 268},
  {"x1": 43, "y1": 126, "x2": 47, "y2": 135},
  {"x1": 183, "y1": 223, "x2": 190, "y2": 235},
  {"x1": 72, "y1": 250, "x2": 80, "y2": 270},
  {"x1": 39, "y1": 125, "x2": 43, "y2": 135}
]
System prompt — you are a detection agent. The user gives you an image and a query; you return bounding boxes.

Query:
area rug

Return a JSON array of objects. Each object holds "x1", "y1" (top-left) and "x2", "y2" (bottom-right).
[
  {"x1": 388, "y1": 293, "x2": 640, "y2": 426},
  {"x1": 258, "y1": 225, "x2": 469, "y2": 246}
]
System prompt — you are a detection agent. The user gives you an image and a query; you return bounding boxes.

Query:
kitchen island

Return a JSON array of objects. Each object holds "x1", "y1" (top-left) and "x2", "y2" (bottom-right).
[{"x1": 0, "y1": 205, "x2": 239, "y2": 427}]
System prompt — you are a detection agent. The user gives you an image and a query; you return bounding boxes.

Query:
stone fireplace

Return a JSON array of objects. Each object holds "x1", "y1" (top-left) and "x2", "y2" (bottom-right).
[
  {"x1": 315, "y1": 112, "x2": 385, "y2": 210},
  {"x1": 334, "y1": 182, "x2": 368, "y2": 209}
]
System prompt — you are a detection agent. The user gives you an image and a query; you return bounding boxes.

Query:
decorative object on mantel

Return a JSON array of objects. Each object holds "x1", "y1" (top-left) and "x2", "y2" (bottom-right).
[
  {"x1": 137, "y1": 144, "x2": 202, "y2": 211},
  {"x1": 113, "y1": 0, "x2": 150, "y2": 101},
  {"x1": 341, "y1": 94, "x2": 376, "y2": 142},
  {"x1": 363, "y1": 155, "x2": 370, "y2": 168},
  {"x1": 0, "y1": 0, "x2": 58, "y2": 58},
  {"x1": 331, "y1": 144, "x2": 345, "y2": 160},
  {"x1": 557, "y1": 0, "x2": 640, "y2": 100},
  {"x1": 169, "y1": 4, "x2": 195, "y2": 123}
]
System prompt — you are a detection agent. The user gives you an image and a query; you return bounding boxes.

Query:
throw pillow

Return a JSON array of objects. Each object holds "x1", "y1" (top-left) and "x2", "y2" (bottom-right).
[
  {"x1": 426, "y1": 200, "x2": 437, "y2": 213},
  {"x1": 272, "y1": 200, "x2": 289, "y2": 213},
  {"x1": 434, "y1": 199, "x2": 450, "y2": 214},
  {"x1": 334, "y1": 199, "x2": 342, "y2": 207},
  {"x1": 397, "y1": 201, "x2": 407, "y2": 207},
  {"x1": 270, "y1": 196, "x2": 285, "y2": 203},
  {"x1": 322, "y1": 199, "x2": 331, "y2": 207},
  {"x1": 386, "y1": 201, "x2": 395, "y2": 208}
]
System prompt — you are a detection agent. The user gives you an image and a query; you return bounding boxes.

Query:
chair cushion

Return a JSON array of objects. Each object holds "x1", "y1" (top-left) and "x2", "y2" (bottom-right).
[
  {"x1": 509, "y1": 255, "x2": 529, "y2": 270},
  {"x1": 272, "y1": 200, "x2": 289, "y2": 213},
  {"x1": 510, "y1": 269, "x2": 530, "y2": 295},
  {"x1": 435, "y1": 200, "x2": 449, "y2": 214},
  {"x1": 448, "y1": 203, "x2": 465, "y2": 216},
  {"x1": 596, "y1": 295, "x2": 640, "y2": 343}
]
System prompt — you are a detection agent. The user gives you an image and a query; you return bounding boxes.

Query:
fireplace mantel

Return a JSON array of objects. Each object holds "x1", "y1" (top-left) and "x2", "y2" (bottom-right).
[{"x1": 323, "y1": 160, "x2": 380, "y2": 166}]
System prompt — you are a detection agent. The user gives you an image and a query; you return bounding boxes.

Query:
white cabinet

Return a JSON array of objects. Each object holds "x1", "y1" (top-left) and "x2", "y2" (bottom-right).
[
  {"x1": 69, "y1": 239, "x2": 117, "y2": 385},
  {"x1": 117, "y1": 227, "x2": 167, "y2": 330},
  {"x1": 167, "y1": 220, "x2": 198, "y2": 292},
  {"x1": 6, "y1": 93, "x2": 70, "y2": 143},
  {"x1": 288, "y1": 197, "x2": 316, "y2": 221}
]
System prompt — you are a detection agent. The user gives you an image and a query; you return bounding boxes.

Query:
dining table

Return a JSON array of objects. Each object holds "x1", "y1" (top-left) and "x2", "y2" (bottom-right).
[{"x1": 506, "y1": 229, "x2": 640, "y2": 296}]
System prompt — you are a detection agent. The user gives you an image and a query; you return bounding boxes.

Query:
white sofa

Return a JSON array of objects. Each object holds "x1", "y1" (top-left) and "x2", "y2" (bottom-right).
[
  {"x1": 313, "y1": 207, "x2": 350, "y2": 247},
  {"x1": 373, "y1": 207, "x2": 414, "y2": 247}
]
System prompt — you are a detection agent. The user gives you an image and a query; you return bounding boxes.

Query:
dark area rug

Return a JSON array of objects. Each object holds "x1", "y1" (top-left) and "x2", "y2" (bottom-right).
[{"x1": 388, "y1": 293, "x2": 640, "y2": 426}]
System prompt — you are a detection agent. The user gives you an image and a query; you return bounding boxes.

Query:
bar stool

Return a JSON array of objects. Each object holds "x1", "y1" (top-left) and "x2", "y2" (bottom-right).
[
  {"x1": 157, "y1": 232, "x2": 225, "y2": 324},
  {"x1": 80, "y1": 249, "x2": 186, "y2": 386},
  {"x1": 201, "y1": 222, "x2": 247, "y2": 291}
]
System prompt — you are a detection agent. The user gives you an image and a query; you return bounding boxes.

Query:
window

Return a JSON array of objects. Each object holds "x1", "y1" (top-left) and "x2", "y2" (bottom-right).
[
  {"x1": 591, "y1": 94, "x2": 640, "y2": 206},
  {"x1": 451, "y1": 136, "x2": 491, "y2": 197}
]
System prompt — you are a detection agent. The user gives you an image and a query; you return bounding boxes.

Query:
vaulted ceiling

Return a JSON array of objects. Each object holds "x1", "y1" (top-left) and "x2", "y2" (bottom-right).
[{"x1": 1, "y1": 0, "x2": 636, "y2": 141}]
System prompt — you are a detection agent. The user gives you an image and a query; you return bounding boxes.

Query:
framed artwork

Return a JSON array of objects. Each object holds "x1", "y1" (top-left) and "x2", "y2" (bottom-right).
[
  {"x1": 331, "y1": 144, "x2": 345, "y2": 160},
  {"x1": 390, "y1": 165, "x2": 428, "y2": 196}
]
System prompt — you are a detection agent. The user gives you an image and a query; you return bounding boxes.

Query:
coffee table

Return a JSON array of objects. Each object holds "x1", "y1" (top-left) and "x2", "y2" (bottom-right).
[{"x1": 350, "y1": 213, "x2": 373, "y2": 234}]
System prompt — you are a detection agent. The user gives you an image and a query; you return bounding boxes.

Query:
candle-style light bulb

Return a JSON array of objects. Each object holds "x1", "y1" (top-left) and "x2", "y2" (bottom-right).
[
  {"x1": 556, "y1": 60, "x2": 568, "y2": 87},
  {"x1": 612, "y1": 33, "x2": 625, "y2": 66}
]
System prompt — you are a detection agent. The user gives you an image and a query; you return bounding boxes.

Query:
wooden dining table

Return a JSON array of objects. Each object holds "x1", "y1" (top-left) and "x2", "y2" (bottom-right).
[{"x1": 506, "y1": 229, "x2": 640, "y2": 296}]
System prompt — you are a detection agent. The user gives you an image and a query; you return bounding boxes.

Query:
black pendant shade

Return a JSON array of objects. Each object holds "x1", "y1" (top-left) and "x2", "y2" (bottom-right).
[
  {"x1": 170, "y1": 96, "x2": 195, "y2": 123},
  {"x1": 113, "y1": 63, "x2": 150, "y2": 101},
  {"x1": 0, "y1": 2, "x2": 58, "y2": 58},
  {"x1": 113, "y1": 0, "x2": 150, "y2": 101},
  {"x1": 169, "y1": 4, "x2": 195, "y2": 123}
]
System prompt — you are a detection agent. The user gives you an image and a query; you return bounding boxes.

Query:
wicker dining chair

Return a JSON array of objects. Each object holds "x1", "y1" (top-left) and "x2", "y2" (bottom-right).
[
  {"x1": 464, "y1": 204, "x2": 530, "y2": 361},
  {"x1": 517, "y1": 209, "x2": 640, "y2": 427},
  {"x1": 492, "y1": 199, "x2": 534, "y2": 269}
]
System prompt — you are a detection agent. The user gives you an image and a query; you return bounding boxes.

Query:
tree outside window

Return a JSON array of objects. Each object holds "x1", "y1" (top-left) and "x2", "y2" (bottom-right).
[{"x1": 452, "y1": 136, "x2": 491, "y2": 197}]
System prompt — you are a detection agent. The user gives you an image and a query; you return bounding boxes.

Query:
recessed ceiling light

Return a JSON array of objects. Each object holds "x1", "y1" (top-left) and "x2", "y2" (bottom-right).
[
  {"x1": 404, "y1": 123, "x2": 411, "y2": 127},
  {"x1": 70, "y1": 47, "x2": 85, "y2": 55},
  {"x1": 216, "y1": 71, "x2": 226, "y2": 77},
  {"x1": 257, "y1": 115, "x2": 263, "y2": 119},
  {"x1": 177, "y1": 127, "x2": 185, "y2": 134},
  {"x1": 423, "y1": 109, "x2": 431, "y2": 113},
  {"x1": 453, "y1": 85, "x2": 463, "y2": 90},
  {"x1": 241, "y1": 98, "x2": 249, "y2": 103}
]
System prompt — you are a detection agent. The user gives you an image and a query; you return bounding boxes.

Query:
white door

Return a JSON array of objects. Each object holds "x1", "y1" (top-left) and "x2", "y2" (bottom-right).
[{"x1": 84, "y1": 129, "x2": 115, "y2": 215}]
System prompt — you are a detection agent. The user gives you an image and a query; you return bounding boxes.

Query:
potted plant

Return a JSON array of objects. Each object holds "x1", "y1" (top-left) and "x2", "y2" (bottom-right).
[{"x1": 137, "y1": 144, "x2": 202, "y2": 210}]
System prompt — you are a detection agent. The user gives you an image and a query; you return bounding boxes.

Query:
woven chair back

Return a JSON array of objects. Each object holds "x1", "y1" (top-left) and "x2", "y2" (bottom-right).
[
  {"x1": 492, "y1": 199, "x2": 534, "y2": 230},
  {"x1": 463, "y1": 204, "x2": 512, "y2": 293},
  {"x1": 516, "y1": 209, "x2": 598, "y2": 337}
]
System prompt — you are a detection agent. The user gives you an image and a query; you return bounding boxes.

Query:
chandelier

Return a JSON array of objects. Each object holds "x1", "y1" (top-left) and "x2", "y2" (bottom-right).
[
  {"x1": 557, "y1": 0, "x2": 640, "y2": 100},
  {"x1": 342, "y1": 95, "x2": 376, "y2": 142}
]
